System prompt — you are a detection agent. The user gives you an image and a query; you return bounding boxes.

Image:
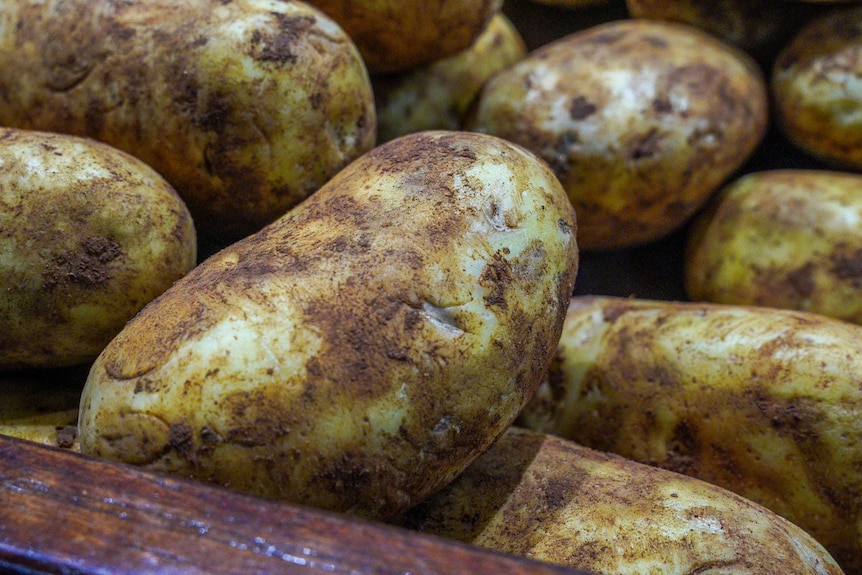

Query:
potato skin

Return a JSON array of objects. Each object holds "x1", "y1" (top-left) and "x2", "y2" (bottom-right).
[
  {"x1": 305, "y1": 0, "x2": 502, "y2": 73},
  {"x1": 78, "y1": 131, "x2": 579, "y2": 520},
  {"x1": 686, "y1": 170, "x2": 862, "y2": 325},
  {"x1": 0, "y1": 128, "x2": 196, "y2": 370},
  {"x1": 518, "y1": 296, "x2": 862, "y2": 573},
  {"x1": 0, "y1": 0, "x2": 376, "y2": 242},
  {"x1": 398, "y1": 427, "x2": 843, "y2": 575},
  {"x1": 465, "y1": 19, "x2": 768, "y2": 251},
  {"x1": 372, "y1": 14, "x2": 527, "y2": 144},
  {"x1": 773, "y1": 7, "x2": 862, "y2": 170}
]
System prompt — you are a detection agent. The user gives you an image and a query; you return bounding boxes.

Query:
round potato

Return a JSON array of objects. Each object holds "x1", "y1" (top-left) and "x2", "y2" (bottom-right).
[
  {"x1": 0, "y1": 128, "x2": 196, "y2": 370},
  {"x1": 0, "y1": 0, "x2": 376, "y2": 242},
  {"x1": 305, "y1": 0, "x2": 502, "y2": 73},
  {"x1": 519, "y1": 296, "x2": 862, "y2": 572},
  {"x1": 372, "y1": 14, "x2": 527, "y2": 144},
  {"x1": 398, "y1": 427, "x2": 843, "y2": 575},
  {"x1": 773, "y1": 7, "x2": 862, "y2": 170},
  {"x1": 465, "y1": 19, "x2": 769, "y2": 251},
  {"x1": 78, "y1": 131, "x2": 579, "y2": 521},
  {"x1": 686, "y1": 169, "x2": 862, "y2": 324}
]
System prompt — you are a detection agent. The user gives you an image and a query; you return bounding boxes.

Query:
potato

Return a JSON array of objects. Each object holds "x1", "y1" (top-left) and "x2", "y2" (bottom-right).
[
  {"x1": 305, "y1": 0, "x2": 502, "y2": 74},
  {"x1": 78, "y1": 131, "x2": 579, "y2": 520},
  {"x1": 372, "y1": 14, "x2": 527, "y2": 144},
  {"x1": 685, "y1": 170, "x2": 862, "y2": 325},
  {"x1": 518, "y1": 296, "x2": 862, "y2": 573},
  {"x1": 0, "y1": 0, "x2": 376, "y2": 242},
  {"x1": 397, "y1": 427, "x2": 843, "y2": 575},
  {"x1": 465, "y1": 19, "x2": 769, "y2": 251},
  {"x1": 0, "y1": 128, "x2": 196, "y2": 370},
  {"x1": 773, "y1": 7, "x2": 862, "y2": 170},
  {"x1": 625, "y1": 0, "x2": 822, "y2": 56}
]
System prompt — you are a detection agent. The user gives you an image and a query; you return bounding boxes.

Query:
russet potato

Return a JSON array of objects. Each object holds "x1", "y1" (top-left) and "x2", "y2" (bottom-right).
[
  {"x1": 685, "y1": 169, "x2": 862, "y2": 325},
  {"x1": 0, "y1": 0, "x2": 376, "y2": 242},
  {"x1": 465, "y1": 19, "x2": 768, "y2": 251},
  {"x1": 0, "y1": 128, "x2": 196, "y2": 370},
  {"x1": 398, "y1": 427, "x2": 843, "y2": 574},
  {"x1": 519, "y1": 296, "x2": 862, "y2": 572},
  {"x1": 78, "y1": 131, "x2": 579, "y2": 521}
]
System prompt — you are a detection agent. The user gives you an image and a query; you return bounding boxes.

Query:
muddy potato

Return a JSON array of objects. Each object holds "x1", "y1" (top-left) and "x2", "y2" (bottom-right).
[
  {"x1": 519, "y1": 296, "x2": 862, "y2": 573},
  {"x1": 0, "y1": 0, "x2": 375, "y2": 242},
  {"x1": 78, "y1": 131, "x2": 579, "y2": 521},
  {"x1": 397, "y1": 427, "x2": 843, "y2": 575},
  {"x1": 686, "y1": 170, "x2": 862, "y2": 325},
  {"x1": 306, "y1": 0, "x2": 502, "y2": 73},
  {"x1": 773, "y1": 7, "x2": 862, "y2": 170},
  {"x1": 465, "y1": 19, "x2": 768, "y2": 251},
  {"x1": 0, "y1": 128, "x2": 196, "y2": 370},
  {"x1": 372, "y1": 14, "x2": 527, "y2": 144}
]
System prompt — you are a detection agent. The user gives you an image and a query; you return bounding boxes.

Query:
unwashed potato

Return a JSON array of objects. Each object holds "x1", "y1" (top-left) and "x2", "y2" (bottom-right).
[
  {"x1": 0, "y1": 128, "x2": 196, "y2": 370},
  {"x1": 0, "y1": 0, "x2": 375, "y2": 242},
  {"x1": 686, "y1": 169, "x2": 862, "y2": 325},
  {"x1": 625, "y1": 0, "x2": 822, "y2": 56},
  {"x1": 397, "y1": 427, "x2": 843, "y2": 575},
  {"x1": 305, "y1": 0, "x2": 502, "y2": 73},
  {"x1": 372, "y1": 14, "x2": 527, "y2": 144},
  {"x1": 465, "y1": 18, "x2": 769, "y2": 251},
  {"x1": 78, "y1": 131, "x2": 579, "y2": 521},
  {"x1": 773, "y1": 7, "x2": 862, "y2": 170},
  {"x1": 518, "y1": 296, "x2": 862, "y2": 573}
]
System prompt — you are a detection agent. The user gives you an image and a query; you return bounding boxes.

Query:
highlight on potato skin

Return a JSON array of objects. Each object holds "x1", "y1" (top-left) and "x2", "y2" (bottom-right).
[
  {"x1": 0, "y1": 0, "x2": 376, "y2": 242},
  {"x1": 685, "y1": 169, "x2": 862, "y2": 325},
  {"x1": 0, "y1": 127, "x2": 196, "y2": 370},
  {"x1": 518, "y1": 296, "x2": 862, "y2": 573},
  {"x1": 397, "y1": 427, "x2": 843, "y2": 575},
  {"x1": 78, "y1": 130, "x2": 579, "y2": 521},
  {"x1": 465, "y1": 18, "x2": 768, "y2": 251}
]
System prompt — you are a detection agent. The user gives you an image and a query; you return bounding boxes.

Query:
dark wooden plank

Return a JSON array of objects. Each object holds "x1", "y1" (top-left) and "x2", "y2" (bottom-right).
[{"x1": 0, "y1": 434, "x2": 594, "y2": 575}]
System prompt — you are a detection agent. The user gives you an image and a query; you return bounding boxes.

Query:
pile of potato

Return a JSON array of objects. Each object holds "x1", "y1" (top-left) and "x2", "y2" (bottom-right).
[{"x1": 3, "y1": 0, "x2": 862, "y2": 573}]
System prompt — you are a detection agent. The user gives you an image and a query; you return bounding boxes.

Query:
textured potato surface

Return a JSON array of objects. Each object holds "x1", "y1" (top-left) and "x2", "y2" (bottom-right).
[
  {"x1": 305, "y1": 0, "x2": 503, "y2": 73},
  {"x1": 519, "y1": 296, "x2": 862, "y2": 572},
  {"x1": 0, "y1": 0, "x2": 375, "y2": 241},
  {"x1": 686, "y1": 169, "x2": 862, "y2": 325},
  {"x1": 0, "y1": 128, "x2": 196, "y2": 370},
  {"x1": 372, "y1": 14, "x2": 527, "y2": 144},
  {"x1": 465, "y1": 18, "x2": 768, "y2": 251},
  {"x1": 78, "y1": 131, "x2": 579, "y2": 520},
  {"x1": 398, "y1": 427, "x2": 843, "y2": 575},
  {"x1": 773, "y1": 7, "x2": 862, "y2": 170}
]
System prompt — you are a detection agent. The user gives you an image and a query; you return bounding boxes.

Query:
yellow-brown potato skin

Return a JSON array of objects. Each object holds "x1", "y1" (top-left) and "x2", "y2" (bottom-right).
[
  {"x1": 0, "y1": 128, "x2": 196, "y2": 370},
  {"x1": 305, "y1": 0, "x2": 503, "y2": 73},
  {"x1": 398, "y1": 427, "x2": 843, "y2": 575},
  {"x1": 519, "y1": 296, "x2": 862, "y2": 573},
  {"x1": 78, "y1": 131, "x2": 579, "y2": 521},
  {"x1": 686, "y1": 170, "x2": 862, "y2": 325},
  {"x1": 372, "y1": 14, "x2": 527, "y2": 144},
  {"x1": 465, "y1": 19, "x2": 768, "y2": 251},
  {"x1": 773, "y1": 7, "x2": 862, "y2": 170},
  {"x1": 0, "y1": 0, "x2": 376, "y2": 242}
]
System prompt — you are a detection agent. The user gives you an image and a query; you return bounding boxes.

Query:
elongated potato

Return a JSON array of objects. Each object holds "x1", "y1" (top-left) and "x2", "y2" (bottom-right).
[
  {"x1": 465, "y1": 19, "x2": 768, "y2": 250},
  {"x1": 78, "y1": 131, "x2": 579, "y2": 520},
  {"x1": 685, "y1": 170, "x2": 862, "y2": 325},
  {"x1": 0, "y1": 128, "x2": 196, "y2": 370},
  {"x1": 0, "y1": 0, "x2": 376, "y2": 242},
  {"x1": 519, "y1": 296, "x2": 862, "y2": 573},
  {"x1": 398, "y1": 427, "x2": 843, "y2": 575}
]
